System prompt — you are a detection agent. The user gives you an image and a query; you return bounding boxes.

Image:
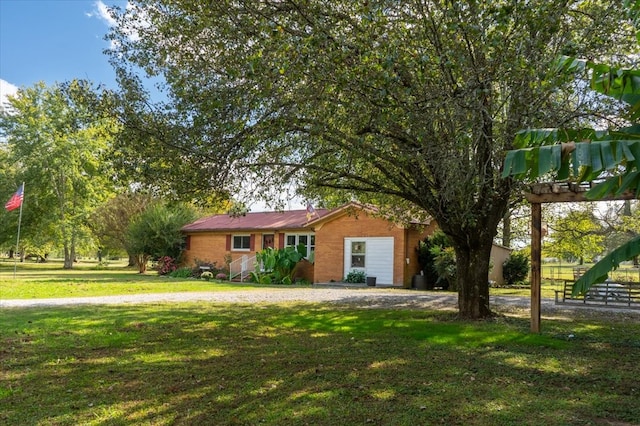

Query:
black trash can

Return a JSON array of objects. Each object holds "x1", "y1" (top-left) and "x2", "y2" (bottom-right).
[
  {"x1": 414, "y1": 274, "x2": 427, "y2": 290},
  {"x1": 366, "y1": 276, "x2": 376, "y2": 287}
]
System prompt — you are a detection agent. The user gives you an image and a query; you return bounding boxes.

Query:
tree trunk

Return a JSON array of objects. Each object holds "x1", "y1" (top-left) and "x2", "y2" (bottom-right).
[
  {"x1": 63, "y1": 245, "x2": 73, "y2": 269},
  {"x1": 136, "y1": 254, "x2": 148, "y2": 273},
  {"x1": 502, "y1": 210, "x2": 511, "y2": 248},
  {"x1": 452, "y1": 238, "x2": 494, "y2": 319},
  {"x1": 128, "y1": 253, "x2": 137, "y2": 267}
]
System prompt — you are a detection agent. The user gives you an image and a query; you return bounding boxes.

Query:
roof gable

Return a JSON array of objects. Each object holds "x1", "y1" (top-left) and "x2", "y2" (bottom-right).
[{"x1": 306, "y1": 202, "x2": 431, "y2": 228}]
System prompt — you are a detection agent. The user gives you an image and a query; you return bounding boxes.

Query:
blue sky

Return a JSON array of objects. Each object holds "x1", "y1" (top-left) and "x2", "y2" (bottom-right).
[
  {"x1": 0, "y1": 0, "x2": 305, "y2": 211},
  {"x1": 0, "y1": 0, "x2": 125, "y2": 101}
]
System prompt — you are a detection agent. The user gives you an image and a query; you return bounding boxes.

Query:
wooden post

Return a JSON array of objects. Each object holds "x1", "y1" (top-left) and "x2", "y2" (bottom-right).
[{"x1": 531, "y1": 203, "x2": 542, "y2": 333}]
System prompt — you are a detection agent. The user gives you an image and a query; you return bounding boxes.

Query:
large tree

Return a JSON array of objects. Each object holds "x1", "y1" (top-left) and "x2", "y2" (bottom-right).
[
  {"x1": 107, "y1": 1, "x2": 631, "y2": 318},
  {"x1": 0, "y1": 81, "x2": 118, "y2": 268}
]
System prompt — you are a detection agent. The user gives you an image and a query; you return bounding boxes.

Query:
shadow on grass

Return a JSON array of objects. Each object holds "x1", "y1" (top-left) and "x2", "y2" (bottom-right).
[{"x1": 2, "y1": 304, "x2": 639, "y2": 425}]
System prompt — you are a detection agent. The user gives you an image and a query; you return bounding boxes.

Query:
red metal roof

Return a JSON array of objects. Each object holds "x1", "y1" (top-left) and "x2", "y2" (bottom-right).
[{"x1": 182, "y1": 209, "x2": 330, "y2": 232}]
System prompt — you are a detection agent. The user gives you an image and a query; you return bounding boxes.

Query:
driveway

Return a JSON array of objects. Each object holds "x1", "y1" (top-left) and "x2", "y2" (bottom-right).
[{"x1": 2, "y1": 287, "x2": 639, "y2": 316}]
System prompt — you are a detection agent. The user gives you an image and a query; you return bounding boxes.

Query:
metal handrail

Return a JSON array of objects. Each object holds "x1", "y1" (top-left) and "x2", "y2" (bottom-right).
[{"x1": 229, "y1": 254, "x2": 256, "y2": 282}]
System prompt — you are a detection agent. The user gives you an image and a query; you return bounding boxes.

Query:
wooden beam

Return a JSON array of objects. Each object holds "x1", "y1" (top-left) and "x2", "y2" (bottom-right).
[
  {"x1": 531, "y1": 203, "x2": 542, "y2": 333},
  {"x1": 525, "y1": 182, "x2": 637, "y2": 203},
  {"x1": 526, "y1": 191, "x2": 638, "y2": 203}
]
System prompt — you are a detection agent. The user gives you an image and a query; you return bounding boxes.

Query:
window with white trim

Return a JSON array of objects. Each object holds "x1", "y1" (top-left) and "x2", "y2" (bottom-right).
[
  {"x1": 351, "y1": 241, "x2": 366, "y2": 268},
  {"x1": 285, "y1": 233, "x2": 315, "y2": 258},
  {"x1": 232, "y1": 235, "x2": 251, "y2": 251}
]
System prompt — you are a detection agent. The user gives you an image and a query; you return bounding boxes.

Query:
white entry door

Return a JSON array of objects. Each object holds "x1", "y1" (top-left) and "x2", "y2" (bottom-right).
[{"x1": 344, "y1": 237, "x2": 394, "y2": 284}]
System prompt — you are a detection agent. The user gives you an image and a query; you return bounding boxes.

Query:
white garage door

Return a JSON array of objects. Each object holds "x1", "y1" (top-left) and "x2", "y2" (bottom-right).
[{"x1": 344, "y1": 237, "x2": 394, "y2": 284}]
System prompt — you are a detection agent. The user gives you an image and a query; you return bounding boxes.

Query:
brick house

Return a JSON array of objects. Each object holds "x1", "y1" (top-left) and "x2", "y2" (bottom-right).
[{"x1": 181, "y1": 202, "x2": 509, "y2": 286}]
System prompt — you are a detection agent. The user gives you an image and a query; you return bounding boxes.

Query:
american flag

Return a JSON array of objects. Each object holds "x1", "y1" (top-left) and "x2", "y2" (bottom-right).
[{"x1": 5, "y1": 184, "x2": 24, "y2": 212}]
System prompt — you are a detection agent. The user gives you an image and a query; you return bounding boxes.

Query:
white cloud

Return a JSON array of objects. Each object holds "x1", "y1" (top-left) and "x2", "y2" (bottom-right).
[
  {"x1": 89, "y1": 1, "x2": 143, "y2": 50},
  {"x1": 90, "y1": 1, "x2": 118, "y2": 27},
  {"x1": 0, "y1": 79, "x2": 19, "y2": 112}
]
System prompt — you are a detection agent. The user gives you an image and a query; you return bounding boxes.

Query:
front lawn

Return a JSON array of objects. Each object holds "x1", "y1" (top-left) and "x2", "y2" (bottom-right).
[
  {"x1": 2, "y1": 303, "x2": 639, "y2": 425},
  {"x1": 0, "y1": 259, "x2": 267, "y2": 299}
]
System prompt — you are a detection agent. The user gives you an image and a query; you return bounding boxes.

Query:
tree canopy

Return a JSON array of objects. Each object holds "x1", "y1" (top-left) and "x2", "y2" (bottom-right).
[
  {"x1": 545, "y1": 206, "x2": 605, "y2": 264},
  {"x1": 0, "y1": 80, "x2": 118, "y2": 268},
  {"x1": 106, "y1": 0, "x2": 633, "y2": 318},
  {"x1": 125, "y1": 202, "x2": 197, "y2": 273}
]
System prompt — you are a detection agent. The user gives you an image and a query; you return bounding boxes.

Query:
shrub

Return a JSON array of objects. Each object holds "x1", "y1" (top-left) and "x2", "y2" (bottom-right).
[
  {"x1": 344, "y1": 270, "x2": 366, "y2": 283},
  {"x1": 503, "y1": 252, "x2": 530, "y2": 285},
  {"x1": 201, "y1": 271, "x2": 214, "y2": 281},
  {"x1": 215, "y1": 273, "x2": 227, "y2": 280},
  {"x1": 430, "y1": 246, "x2": 456, "y2": 291},
  {"x1": 417, "y1": 230, "x2": 452, "y2": 286},
  {"x1": 252, "y1": 245, "x2": 306, "y2": 284},
  {"x1": 168, "y1": 267, "x2": 193, "y2": 278},
  {"x1": 191, "y1": 259, "x2": 226, "y2": 278},
  {"x1": 157, "y1": 256, "x2": 178, "y2": 275}
]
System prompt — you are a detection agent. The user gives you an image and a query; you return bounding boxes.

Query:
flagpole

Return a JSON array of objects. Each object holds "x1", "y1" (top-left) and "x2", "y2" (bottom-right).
[{"x1": 13, "y1": 182, "x2": 25, "y2": 279}]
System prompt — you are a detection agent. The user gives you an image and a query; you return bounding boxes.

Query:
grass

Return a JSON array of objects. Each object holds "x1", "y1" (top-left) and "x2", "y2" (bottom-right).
[
  {"x1": 2, "y1": 262, "x2": 640, "y2": 424},
  {"x1": 1, "y1": 257, "x2": 560, "y2": 299},
  {"x1": 0, "y1": 258, "x2": 271, "y2": 299},
  {"x1": 2, "y1": 303, "x2": 640, "y2": 425}
]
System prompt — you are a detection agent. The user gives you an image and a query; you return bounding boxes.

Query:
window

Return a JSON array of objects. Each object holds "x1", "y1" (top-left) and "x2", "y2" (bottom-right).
[
  {"x1": 285, "y1": 233, "x2": 315, "y2": 258},
  {"x1": 232, "y1": 235, "x2": 251, "y2": 251},
  {"x1": 351, "y1": 241, "x2": 366, "y2": 268}
]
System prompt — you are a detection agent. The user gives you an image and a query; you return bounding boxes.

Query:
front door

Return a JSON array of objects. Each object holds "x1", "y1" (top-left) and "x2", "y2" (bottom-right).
[{"x1": 263, "y1": 234, "x2": 274, "y2": 249}]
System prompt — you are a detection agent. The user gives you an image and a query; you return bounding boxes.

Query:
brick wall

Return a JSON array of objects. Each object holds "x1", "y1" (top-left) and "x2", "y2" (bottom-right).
[
  {"x1": 183, "y1": 229, "x2": 313, "y2": 279},
  {"x1": 313, "y1": 209, "x2": 434, "y2": 285}
]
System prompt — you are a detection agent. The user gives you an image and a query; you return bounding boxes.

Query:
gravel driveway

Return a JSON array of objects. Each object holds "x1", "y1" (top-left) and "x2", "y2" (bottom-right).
[{"x1": 4, "y1": 286, "x2": 639, "y2": 317}]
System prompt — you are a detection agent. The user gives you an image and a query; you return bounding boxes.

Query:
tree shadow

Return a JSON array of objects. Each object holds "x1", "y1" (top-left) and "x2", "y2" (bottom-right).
[{"x1": 1, "y1": 304, "x2": 639, "y2": 425}]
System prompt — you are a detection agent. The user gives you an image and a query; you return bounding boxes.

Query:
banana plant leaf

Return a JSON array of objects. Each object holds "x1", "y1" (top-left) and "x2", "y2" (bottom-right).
[
  {"x1": 572, "y1": 236, "x2": 640, "y2": 296},
  {"x1": 505, "y1": 52, "x2": 640, "y2": 297}
]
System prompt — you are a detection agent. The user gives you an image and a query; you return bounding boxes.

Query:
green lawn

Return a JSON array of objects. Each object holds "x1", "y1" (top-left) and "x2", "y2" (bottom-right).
[
  {"x1": 2, "y1": 302, "x2": 639, "y2": 425},
  {"x1": 2, "y1": 262, "x2": 640, "y2": 424},
  {"x1": 0, "y1": 258, "x2": 270, "y2": 299},
  {"x1": 1, "y1": 257, "x2": 563, "y2": 299}
]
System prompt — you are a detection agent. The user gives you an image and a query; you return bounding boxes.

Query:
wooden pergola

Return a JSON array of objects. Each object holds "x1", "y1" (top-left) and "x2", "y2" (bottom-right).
[{"x1": 527, "y1": 182, "x2": 638, "y2": 333}]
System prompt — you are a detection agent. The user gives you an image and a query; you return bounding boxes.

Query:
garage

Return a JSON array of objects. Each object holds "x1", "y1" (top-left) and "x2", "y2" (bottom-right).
[{"x1": 344, "y1": 237, "x2": 394, "y2": 284}]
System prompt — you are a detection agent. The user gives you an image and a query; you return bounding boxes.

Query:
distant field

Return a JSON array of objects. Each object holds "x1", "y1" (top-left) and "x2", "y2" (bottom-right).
[{"x1": 542, "y1": 262, "x2": 640, "y2": 282}]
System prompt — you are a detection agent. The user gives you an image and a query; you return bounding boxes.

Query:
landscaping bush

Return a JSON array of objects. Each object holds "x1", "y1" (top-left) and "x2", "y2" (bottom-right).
[
  {"x1": 344, "y1": 270, "x2": 366, "y2": 283},
  {"x1": 168, "y1": 267, "x2": 193, "y2": 278},
  {"x1": 157, "y1": 256, "x2": 178, "y2": 275},
  {"x1": 191, "y1": 259, "x2": 226, "y2": 278},
  {"x1": 417, "y1": 230, "x2": 452, "y2": 286},
  {"x1": 503, "y1": 252, "x2": 530, "y2": 285},
  {"x1": 251, "y1": 245, "x2": 307, "y2": 284},
  {"x1": 431, "y1": 246, "x2": 457, "y2": 290}
]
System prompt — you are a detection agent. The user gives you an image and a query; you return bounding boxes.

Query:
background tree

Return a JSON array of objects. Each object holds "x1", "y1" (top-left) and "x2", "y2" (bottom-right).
[
  {"x1": 544, "y1": 206, "x2": 605, "y2": 264},
  {"x1": 0, "y1": 145, "x2": 21, "y2": 254},
  {"x1": 125, "y1": 202, "x2": 197, "y2": 273},
  {"x1": 106, "y1": 1, "x2": 632, "y2": 318},
  {"x1": 91, "y1": 192, "x2": 154, "y2": 266},
  {"x1": 0, "y1": 80, "x2": 118, "y2": 268}
]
